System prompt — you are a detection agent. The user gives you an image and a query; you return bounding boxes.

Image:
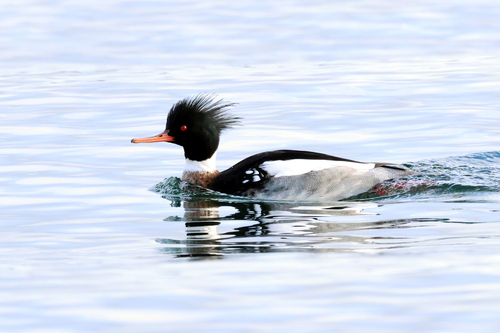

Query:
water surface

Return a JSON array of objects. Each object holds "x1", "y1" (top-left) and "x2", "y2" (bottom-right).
[{"x1": 1, "y1": 1, "x2": 500, "y2": 332}]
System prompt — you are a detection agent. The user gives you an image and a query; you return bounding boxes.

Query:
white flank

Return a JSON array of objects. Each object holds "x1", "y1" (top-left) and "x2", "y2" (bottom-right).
[
  {"x1": 184, "y1": 152, "x2": 217, "y2": 172},
  {"x1": 261, "y1": 159, "x2": 375, "y2": 177}
]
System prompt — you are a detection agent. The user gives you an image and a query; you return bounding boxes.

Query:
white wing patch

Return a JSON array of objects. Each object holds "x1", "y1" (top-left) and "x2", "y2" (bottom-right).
[
  {"x1": 260, "y1": 159, "x2": 375, "y2": 177},
  {"x1": 241, "y1": 168, "x2": 264, "y2": 184}
]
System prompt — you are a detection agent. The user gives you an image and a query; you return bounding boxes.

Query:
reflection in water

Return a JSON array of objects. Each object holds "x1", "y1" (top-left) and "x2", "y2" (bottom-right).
[{"x1": 156, "y1": 200, "x2": 432, "y2": 259}]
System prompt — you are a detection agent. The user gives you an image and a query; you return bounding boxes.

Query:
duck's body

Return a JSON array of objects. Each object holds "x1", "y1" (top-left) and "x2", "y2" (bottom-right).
[
  {"x1": 132, "y1": 95, "x2": 413, "y2": 201},
  {"x1": 208, "y1": 150, "x2": 412, "y2": 201}
]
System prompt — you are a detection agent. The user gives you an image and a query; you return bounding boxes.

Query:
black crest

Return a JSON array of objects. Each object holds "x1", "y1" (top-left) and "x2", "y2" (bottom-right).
[{"x1": 166, "y1": 94, "x2": 241, "y2": 132}]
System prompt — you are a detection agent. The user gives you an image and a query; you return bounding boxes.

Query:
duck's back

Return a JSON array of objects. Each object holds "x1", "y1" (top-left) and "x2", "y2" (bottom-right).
[{"x1": 208, "y1": 150, "x2": 413, "y2": 201}]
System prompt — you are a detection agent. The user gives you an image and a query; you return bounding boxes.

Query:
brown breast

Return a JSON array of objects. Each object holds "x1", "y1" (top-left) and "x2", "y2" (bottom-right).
[{"x1": 182, "y1": 170, "x2": 220, "y2": 188}]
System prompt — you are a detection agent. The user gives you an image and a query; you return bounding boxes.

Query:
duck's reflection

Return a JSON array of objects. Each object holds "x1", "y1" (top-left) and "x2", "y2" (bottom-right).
[{"x1": 156, "y1": 199, "x2": 415, "y2": 259}]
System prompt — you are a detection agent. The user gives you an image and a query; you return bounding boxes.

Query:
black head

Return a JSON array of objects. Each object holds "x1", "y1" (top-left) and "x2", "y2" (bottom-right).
[{"x1": 132, "y1": 95, "x2": 241, "y2": 161}]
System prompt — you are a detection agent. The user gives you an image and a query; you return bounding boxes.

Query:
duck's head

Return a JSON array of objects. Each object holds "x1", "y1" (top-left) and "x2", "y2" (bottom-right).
[{"x1": 132, "y1": 95, "x2": 240, "y2": 162}]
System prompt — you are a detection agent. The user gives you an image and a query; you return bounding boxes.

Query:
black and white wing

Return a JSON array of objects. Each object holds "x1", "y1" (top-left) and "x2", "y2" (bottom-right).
[{"x1": 209, "y1": 149, "x2": 399, "y2": 198}]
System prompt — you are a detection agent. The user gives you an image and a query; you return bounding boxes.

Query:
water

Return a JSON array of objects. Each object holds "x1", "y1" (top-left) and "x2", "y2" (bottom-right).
[{"x1": 1, "y1": 0, "x2": 500, "y2": 332}]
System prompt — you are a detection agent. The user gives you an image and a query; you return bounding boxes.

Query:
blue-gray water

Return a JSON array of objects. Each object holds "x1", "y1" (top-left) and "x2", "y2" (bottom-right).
[{"x1": 1, "y1": 1, "x2": 500, "y2": 332}]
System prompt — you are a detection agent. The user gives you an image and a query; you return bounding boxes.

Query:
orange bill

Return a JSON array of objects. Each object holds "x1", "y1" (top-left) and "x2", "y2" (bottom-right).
[{"x1": 131, "y1": 130, "x2": 174, "y2": 143}]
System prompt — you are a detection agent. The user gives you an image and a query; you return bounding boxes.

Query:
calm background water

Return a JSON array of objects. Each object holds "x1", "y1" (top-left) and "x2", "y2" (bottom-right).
[{"x1": 1, "y1": 1, "x2": 500, "y2": 332}]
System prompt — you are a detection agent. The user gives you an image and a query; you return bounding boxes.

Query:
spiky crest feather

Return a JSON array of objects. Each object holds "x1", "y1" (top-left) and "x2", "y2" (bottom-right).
[{"x1": 166, "y1": 94, "x2": 241, "y2": 131}]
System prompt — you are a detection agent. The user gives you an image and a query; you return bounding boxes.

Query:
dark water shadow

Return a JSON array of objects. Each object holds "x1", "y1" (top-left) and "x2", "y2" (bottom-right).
[{"x1": 155, "y1": 199, "x2": 447, "y2": 259}]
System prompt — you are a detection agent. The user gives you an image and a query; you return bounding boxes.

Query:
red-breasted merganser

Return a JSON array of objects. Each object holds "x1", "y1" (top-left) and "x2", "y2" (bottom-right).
[{"x1": 132, "y1": 95, "x2": 413, "y2": 201}]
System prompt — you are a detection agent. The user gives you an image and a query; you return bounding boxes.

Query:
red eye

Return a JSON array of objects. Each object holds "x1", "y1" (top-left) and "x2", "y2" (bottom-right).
[{"x1": 180, "y1": 125, "x2": 187, "y2": 131}]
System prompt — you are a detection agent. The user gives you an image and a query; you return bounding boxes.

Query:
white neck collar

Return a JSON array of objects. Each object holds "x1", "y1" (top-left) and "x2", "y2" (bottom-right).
[{"x1": 184, "y1": 152, "x2": 217, "y2": 173}]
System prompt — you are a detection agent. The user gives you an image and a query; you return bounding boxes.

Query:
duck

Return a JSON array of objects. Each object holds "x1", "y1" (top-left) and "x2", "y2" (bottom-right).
[{"x1": 131, "y1": 94, "x2": 413, "y2": 201}]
